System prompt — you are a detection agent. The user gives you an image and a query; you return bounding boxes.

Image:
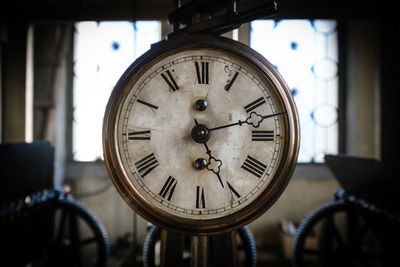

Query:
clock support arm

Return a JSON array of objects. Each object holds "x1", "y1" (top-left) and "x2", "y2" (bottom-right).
[
  {"x1": 191, "y1": 236, "x2": 209, "y2": 267},
  {"x1": 167, "y1": 0, "x2": 278, "y2": 39}
]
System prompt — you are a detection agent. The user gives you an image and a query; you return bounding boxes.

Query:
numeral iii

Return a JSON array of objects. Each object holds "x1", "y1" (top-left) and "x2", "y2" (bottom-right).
[{"x1": 252, "y1": 130, "x2": 273, "y2": 141}]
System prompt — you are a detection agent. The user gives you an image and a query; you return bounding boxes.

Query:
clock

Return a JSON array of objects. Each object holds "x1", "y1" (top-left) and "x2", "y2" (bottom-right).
[{"x1": 103, "y1": 34, "x2": 299, "y2": 235}]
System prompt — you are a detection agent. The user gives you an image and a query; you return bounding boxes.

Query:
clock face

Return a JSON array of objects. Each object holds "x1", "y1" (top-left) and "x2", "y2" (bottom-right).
[{"x1": 104, "y1": 36, "x2": 299, "y2": 234}]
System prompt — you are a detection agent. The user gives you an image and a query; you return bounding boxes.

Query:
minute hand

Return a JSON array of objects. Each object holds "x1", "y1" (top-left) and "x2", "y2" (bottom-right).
[{"x1": 209, "y1": 111, "x2": 286, "y2": 132}]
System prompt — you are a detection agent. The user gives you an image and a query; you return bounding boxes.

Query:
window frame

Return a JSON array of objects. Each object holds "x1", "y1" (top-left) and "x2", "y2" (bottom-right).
[{"x1": 67, "y1": 19, "x2": 344, "y2": 180}]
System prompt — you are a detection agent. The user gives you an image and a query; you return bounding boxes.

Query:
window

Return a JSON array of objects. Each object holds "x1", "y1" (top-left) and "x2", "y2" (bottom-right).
[
  {"x1": 251, "y1": 20, "x2": 339, "y2": 163},
  {"x1": 72, "y1": 19, "x2": 339, "y2": 163},
  {"x1": 73, "y1": 21, "x2": 161, "y2": 161}
]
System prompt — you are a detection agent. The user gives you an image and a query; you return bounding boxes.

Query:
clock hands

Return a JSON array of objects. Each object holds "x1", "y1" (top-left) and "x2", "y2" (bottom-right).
[
  {"x1": 193, "y1": 119, "x2": 224, "y2": 188},
  {"x1": 203, "y1": 142, "x2": 224, "y2": 188},
  {"x1": 192, "y1": 111, "x2": 285, "y2": 188},
  {"x1": 208, "y1": 111, "x2": 286, "y2": 132}
]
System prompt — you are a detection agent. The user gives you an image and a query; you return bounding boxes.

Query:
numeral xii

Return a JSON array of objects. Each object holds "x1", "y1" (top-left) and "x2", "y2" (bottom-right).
[{"x1": 195, "y1": 61, "x2": 209, "y2": 84}]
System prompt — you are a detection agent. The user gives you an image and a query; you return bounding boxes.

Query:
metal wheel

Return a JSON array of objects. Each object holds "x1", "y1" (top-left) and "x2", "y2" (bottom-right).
[
  {"x1": 39, "y1": 196, "x2": 110, "y2": 267},
  {"x1": 1, "y1": 195, "x2": 110, "y2": 267},
  {"x1": 292, "y1": 199, "x2": 398, "y2": 267}
]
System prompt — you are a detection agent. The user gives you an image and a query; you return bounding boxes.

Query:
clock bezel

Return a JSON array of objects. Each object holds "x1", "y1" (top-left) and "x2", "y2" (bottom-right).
[{"x1": 103, "y1": 34, "x2": 300, "y2": 235}]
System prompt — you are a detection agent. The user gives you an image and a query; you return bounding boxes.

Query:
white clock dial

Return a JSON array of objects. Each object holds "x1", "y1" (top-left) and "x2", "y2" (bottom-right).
[
  {"x1": 103, "y1": 35, "x2": 299, "y2": 234},
  {"x1": 117, "y1": 50, "x2": 283, "y2": 220}
]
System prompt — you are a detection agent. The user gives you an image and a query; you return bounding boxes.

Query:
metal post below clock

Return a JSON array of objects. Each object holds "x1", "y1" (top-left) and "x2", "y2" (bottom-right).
[{"x1": 103, "y1": 0, "x2": 300, "y2": 265}]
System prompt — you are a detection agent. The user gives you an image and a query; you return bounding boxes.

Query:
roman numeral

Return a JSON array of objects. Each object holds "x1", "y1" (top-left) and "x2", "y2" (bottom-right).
[
  {"x1": 137, "y1": 99, "x2": 158, "y2": 110},
  {"x1": 227, "y1": 182, "x2": 241, "y2": 198},
  {"x1": 161, "y1": 70, "x2": 179, "y2": 91},
  {"x1": 225, "y1": 71, "x2": 239, "y2": 91},
  {"x1": 252, "y1": 130, "x2": 274, "y2": 141},
  {"x1": 135, "y1": 153, "x2": 159, "y2": 178},
  {"x1": 195, "y1": 61, "x2": 209, "y2": 84},
  {"x1": 127, "y1": 130, "x2": 151, "y2": 140},
  {"x1": 241, "y1": 155, "x2": 267, "y2": 178},
  {"x1": 244, "y1": 97, "x2": 266, "y2": 113},
  {"x1": 196, "y1": 186, "x2": 206, "y2": 209},
  {"x1": 159, "y1": 176, "x2": 177, "y2": 201}
]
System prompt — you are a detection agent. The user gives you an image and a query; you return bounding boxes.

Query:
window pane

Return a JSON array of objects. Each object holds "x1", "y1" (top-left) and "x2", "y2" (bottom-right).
[
  {"x1": 73, "y1": 21, "x2": 160, "y2": 161},
  {"x1": 251, "y1": 20, "x2": 339, "y2": 162}
]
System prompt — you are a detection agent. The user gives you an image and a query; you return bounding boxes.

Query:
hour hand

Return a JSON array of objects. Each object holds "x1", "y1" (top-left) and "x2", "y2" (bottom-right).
[
  {"x1": 193, "y1": 119, "x2": 224, "y2": 188},
  {"x1": 203, "y1": 142, "x2": 224, "y2": 188}
]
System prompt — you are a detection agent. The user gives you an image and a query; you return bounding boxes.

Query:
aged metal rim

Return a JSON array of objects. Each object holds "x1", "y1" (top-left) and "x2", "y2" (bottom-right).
[{"x1": 102, "y1": 34, "x2": 300, "y2": 235}]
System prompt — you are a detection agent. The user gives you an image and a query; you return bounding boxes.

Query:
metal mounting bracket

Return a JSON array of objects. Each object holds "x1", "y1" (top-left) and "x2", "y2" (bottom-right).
[{"x1": 167, "y1": 0, "x2": 278, "y2": 39}]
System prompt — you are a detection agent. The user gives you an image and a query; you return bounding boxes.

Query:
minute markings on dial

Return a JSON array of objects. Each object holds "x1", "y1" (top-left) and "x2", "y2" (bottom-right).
[
  {"x1": 134, "y1": 153, "x2": 159, "y2": 178},
  {"x1": 241, "y1": 155, "x2": 267, "y2": 178},
  {"x1": 161, "y1": 70, "x2": 179, "y2": 91}
]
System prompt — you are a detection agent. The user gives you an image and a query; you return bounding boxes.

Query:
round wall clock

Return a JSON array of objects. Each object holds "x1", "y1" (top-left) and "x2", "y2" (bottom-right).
[{"x1": 103, "y1": 34, "x2": 300, "y2": 235}]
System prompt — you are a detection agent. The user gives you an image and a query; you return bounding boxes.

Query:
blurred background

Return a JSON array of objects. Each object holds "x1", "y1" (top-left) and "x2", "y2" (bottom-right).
[{"x1": 1, "y1": 0, "x2": 397, "y2": 266}]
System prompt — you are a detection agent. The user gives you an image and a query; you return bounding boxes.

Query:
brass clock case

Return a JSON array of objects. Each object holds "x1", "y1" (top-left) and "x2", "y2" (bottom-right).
[{"x1": 103, "y1": 35, "x2": 299, "y2": 235}]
